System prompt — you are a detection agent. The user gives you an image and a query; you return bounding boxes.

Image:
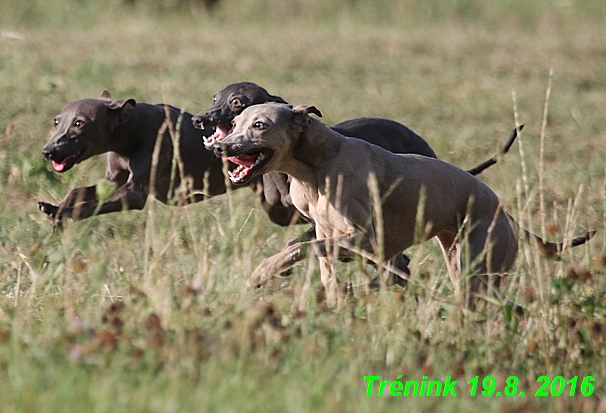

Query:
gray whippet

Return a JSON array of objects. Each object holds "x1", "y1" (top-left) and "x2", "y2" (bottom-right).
[
  {"x1": 193, "y1": 82, "x2": 517, "y2": 222},
  {"x1": 193, "y1": 82, "x2": 519, "y2": 279},
  {"x1": 213, "y1": 103, "x2": 594, "y2": 303}
]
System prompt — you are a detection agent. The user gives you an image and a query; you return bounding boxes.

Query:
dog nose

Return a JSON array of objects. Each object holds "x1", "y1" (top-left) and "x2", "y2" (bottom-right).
[
  {"x1": 213, "y1": 142, "x2": 226, "y2": 158},
  {"x1": 41, "y1": 145, "x2": 53, "y2": 160},
  {"x1": 191, "y1": 115, "x2": 203, "y2": 129}
]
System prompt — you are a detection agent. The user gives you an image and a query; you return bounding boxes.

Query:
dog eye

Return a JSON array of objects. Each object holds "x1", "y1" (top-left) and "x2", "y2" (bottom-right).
[
  {"x1": 73, "y1": 120, "x2": 84, "y2": 128},
  {"x1": 53, "y1": 119, "x2": 59, "y2": 127},
  {"x1": 253, "y1": 121, "x2": 266, "y2": 129},
  {"x1": 231, "y1": 98, "x2": 242, "y2": 107}
]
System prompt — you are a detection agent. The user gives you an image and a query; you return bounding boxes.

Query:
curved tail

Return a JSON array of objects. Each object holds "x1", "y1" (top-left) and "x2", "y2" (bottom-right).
[
  {"x1": 523, "y1": 229, "x2": 596, "y2": 256},
  {"x1": 466, "y1": 125, "x2": 524, "y2": 176}
]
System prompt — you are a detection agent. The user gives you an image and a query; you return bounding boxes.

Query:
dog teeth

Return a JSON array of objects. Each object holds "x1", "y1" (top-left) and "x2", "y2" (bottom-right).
[
  {"x1": 229, "y1": 165, "x2": 249, "y2": 184},
  {"x1": 228, "y1": 169, "x2": 245, "y2": 182},
  {"x1": 227, "y1": 153, "x2": 268, "y2": 184},
  {"x1": 203, "y1": 135, "x2": 216, "y2": 149}
]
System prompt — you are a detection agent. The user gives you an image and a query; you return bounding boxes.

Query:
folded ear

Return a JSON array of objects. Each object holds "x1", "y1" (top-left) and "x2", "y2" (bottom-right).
[
  {"x1": 268, "y1": 93, "x2": 288, "y2": 104},
  {"x1": 108, "y1": 98, "x2": 136, "y2": 110},
  {"x1": 291, "y1": 104, "x2": 322, "y2": 131},
  {"x1": 100, "y1": 90, "x2": 112, "y2": 102},
  {"x1": 107, "y1": 98, "x2": 136, "y2": 126},
  {"x1": 292, "y1": 105, "x2": 322, "y2": 118}
]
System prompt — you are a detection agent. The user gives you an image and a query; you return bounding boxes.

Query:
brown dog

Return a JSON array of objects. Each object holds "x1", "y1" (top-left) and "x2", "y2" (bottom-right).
[{"x1": 213, "y1": 103, "x2": 594, "y2": 303}]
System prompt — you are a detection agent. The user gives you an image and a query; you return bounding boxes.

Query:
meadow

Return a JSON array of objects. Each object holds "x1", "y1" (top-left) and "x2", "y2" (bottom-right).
[{"x1": 0, "y1": 0, "x2": 606, "y2": 411}]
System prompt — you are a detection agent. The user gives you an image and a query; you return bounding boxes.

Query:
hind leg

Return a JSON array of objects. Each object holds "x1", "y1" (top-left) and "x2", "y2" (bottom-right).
[
  {"x1": 367, "y1": 253, "x2": 410, "y2": 288},
  {"x1": 438, "y1": 224, "x2": 497, "y2": 305},
  {"x1": 319, "y1": 257, "x2": 341, "y2": 308},
  {"x1": 390, "y1": 253, "x2": 411, "y2": 285},
  {"x1": 467, "y1": 217, "x2": 518, "y2": 300},
  {"x1": 437, "y1": 229, "x2": 463, "y2": 298}
]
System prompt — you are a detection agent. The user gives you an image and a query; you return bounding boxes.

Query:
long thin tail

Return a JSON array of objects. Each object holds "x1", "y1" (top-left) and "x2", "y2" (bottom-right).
[
  {"x1": 466, "y1": 125, "x2": 524, "y2": 176},
  {"x1": 523, "y1": 229, "x2": 596, "y2": 256}
]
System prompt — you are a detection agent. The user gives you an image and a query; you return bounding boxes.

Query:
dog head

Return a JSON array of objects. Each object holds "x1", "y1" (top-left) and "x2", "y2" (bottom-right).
[
  {"x1": 42, "y1": 90, "x2": 136, "y2": 173},
  {"x1": 213, "y1": 103, "x2": 322, "y2": 185},
  {"x1": 191, "y1": 82, "x2": 287, "y2": 150}
]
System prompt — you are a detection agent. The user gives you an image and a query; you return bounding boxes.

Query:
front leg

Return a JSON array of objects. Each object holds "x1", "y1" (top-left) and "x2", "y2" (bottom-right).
[
  {"x1": 318, "y1": 256, "x2": 340, "y2": 307},
  {"x1": 39, "y1": 185, "x2": 98, "y2": 228},
  {"x1": 248, "y1": 243, "x2": 305, "y2": 288},
  {"x1": 38, "y1": 202, "x2": 63, "y2": 228},
  {"x1": 285, "y1": 225, "x2": 317, "y2": 248},
  {"x1": 278, "y1": 225, "x2": 318, "y2": 277},
  {"x1": 247, "y1": 231, "x2": 369, "y2": 288},
  {"x1": 39, "y1": 182, "x2": 148, "y2": 228}
]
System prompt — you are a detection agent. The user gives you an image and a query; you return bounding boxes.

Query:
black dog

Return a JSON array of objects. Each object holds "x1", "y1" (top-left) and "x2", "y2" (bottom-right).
[{"x1": 38, "y1": 90, "x2": 294, "y2": 228}]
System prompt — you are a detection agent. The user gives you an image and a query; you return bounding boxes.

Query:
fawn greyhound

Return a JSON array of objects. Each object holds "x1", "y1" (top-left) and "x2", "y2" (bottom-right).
[
  {"x1": 38, "y1": 90, "x2": 293, "y2": 227},
  {"x1": 213, "y1": 103, "x2": 594, "y2": 303}
]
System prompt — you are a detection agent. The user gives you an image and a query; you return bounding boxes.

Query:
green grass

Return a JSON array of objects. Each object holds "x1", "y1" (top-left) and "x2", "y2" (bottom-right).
[{"x1": 1, "y1": 0, "x2": 606, "y2": 411}]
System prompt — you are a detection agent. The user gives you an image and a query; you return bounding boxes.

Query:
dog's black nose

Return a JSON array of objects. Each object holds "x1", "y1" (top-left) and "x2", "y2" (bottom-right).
[
  {"x1": 41, "y1": 146, "x2": 53, "y2": 160},
  {"x1": 191, "y1": 115, "x2": 203, "y2": 129},
  {"x1": 213, "y1": 142, "x2": 226, "y2": 158}
]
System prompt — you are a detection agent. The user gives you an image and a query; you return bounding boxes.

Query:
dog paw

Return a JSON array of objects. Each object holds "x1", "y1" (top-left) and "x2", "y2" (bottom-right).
[
  {"x1": 247, "y1": 267, "x2": 272, "y2": 289},
  {"x1": 247, "y1": 256, "x2": 284, "y2": 288},
  {"x1": 248, "y1": 245, "x2": 303, "y2": 288},
  {"x1": 38, "y1": 202, "x2": 64, "y2": 229},
  {"x1": 38, "y1": 201, "x2": 58, "y2": 217}
]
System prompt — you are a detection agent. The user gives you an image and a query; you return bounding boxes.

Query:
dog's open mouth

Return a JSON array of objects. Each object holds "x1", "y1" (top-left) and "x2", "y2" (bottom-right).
[
  {"x1": 203, "y1": 124, "x2": 232, "y2": 150},
  {"x1": 227, "y1": 151, "x2": 272, "y2": 184},
  {"x1": 51, "y1": 149, "x2": 84, "y2": 173}
]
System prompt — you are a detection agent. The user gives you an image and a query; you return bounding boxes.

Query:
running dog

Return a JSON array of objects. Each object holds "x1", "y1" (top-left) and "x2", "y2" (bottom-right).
[
  {"x1": 213, "y1": 103, "x2": 594, "y2": 303},
  {"x1": 38, "y1": 91, "x2": 290, "y2": 227},
  {"x1": 192, "y1": 82, "x2": 518, "y2": 225}
]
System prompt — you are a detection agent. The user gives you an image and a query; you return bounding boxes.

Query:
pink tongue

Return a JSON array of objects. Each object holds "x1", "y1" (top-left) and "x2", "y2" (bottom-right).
[
  {"x1": 228, "y1": 154, "x2": 258, "y2": 166},
  {"x1": 52, "y1": 160, "x2": 66, "y2": 172}
]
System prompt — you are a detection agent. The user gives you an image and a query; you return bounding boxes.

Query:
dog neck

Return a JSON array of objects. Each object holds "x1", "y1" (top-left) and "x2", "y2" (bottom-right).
[
  {"x1": 285, "y1": 120, "x2": 344, "y2": 184},
  {"x1": 106, "y1": 105, "x2": 149, "y2": 156}
]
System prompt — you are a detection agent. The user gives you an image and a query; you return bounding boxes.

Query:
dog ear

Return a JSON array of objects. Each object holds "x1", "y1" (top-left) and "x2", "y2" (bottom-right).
[
  {"x1": 292, "y1": 105, "x2": 322, "y2": 118},
  {"x1": 252, "y1": 83, "x2": 287, "y2": 104},
  {"x1": 100, "y1": 90, "x2": 112, "y2": 102},
  {"x1": 109, "y1": 98, "x2": 136, "y2": 110},
  {"x1": 107, "y1": 99, "x2": 136, "y2": 126},
  {"x1": 291, "y1": 105, "x2": 322, "y2": 131},
  {"x1": 268, "y1": 94, "x2": 287, "y2": 104}
]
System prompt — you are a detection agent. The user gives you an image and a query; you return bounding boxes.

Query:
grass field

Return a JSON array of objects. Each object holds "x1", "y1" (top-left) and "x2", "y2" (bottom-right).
[{"x1": 1, "y1": 0, "x2": 606, "y2": 411}]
